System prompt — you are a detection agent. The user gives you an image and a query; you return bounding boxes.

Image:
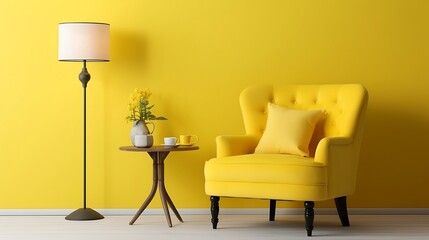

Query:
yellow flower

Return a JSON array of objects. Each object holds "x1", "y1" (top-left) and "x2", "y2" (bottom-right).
[{"x1": 126, "y1": 88, "x2": 167, "y2": 122}]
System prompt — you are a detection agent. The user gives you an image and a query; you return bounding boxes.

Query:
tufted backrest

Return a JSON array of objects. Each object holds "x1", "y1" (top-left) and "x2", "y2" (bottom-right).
[{"x1": 240, "y1": 84, "x2": 368, "y2": 157}]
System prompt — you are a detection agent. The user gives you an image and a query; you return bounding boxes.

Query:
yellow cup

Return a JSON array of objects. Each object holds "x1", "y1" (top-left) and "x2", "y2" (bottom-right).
[{"x1": 179, "y1": 135, "x2": 198, "y2": 145}]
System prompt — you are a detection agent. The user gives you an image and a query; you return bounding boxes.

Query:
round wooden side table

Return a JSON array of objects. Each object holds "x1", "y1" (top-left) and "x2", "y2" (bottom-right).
[{"x1": 119, "y1": 145, "x2": 199, "y2": 227}]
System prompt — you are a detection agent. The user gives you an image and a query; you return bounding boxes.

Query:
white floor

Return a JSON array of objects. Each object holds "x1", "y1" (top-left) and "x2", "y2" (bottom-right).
[{"x1": 0, "y1": 214, "x2": 428, "y2": 240}]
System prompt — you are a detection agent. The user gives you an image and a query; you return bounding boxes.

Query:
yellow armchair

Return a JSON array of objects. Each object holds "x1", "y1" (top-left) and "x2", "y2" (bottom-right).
[{"x1": 204, "y1": 84, "x2": 368, "y2": 236}]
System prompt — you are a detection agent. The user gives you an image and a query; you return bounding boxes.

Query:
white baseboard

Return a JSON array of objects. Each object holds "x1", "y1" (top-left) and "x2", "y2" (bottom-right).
[{"x1": 1, "y1": 208, "x2": 428, "y2": 216}]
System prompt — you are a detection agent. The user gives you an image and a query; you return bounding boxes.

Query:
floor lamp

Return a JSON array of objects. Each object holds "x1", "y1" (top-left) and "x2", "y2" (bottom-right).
[{"x1": 58, "y1": 22, "x2": 110, "y2": 221}]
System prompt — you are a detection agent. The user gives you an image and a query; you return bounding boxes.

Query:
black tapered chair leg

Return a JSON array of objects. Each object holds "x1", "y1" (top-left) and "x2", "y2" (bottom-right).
[
  {"x1": 335, "y1": 196, "x2": 350, "y2": 226},
  {"x1": 304, "y1": 201, "x2": 314, "y2": 237},
  {"x1": 210, "y1": 196, "x2": 220, "y2": 229},
  {"x1": 269, "y1": 200, "x2": 276, "y2": 221}
]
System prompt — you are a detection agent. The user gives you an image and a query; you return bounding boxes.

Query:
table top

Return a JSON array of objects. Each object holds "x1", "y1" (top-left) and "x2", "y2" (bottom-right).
[{"x1": 119, "y1": 145, "x2": 199, "y2": 153}]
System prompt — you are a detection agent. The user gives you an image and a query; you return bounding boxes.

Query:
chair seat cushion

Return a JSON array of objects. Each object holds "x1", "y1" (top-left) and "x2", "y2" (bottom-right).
[
  {"x1": 204, "y1": 154, "x2": 328, "y2": 200},
  {"x1": 205, "y1": 153, "x2": 327, "y2": 185}
]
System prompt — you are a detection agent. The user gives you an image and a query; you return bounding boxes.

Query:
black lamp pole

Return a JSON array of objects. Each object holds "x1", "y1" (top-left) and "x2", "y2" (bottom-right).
[{"x1": 65, "y1": 60, "x2": 104, "y2": 221}]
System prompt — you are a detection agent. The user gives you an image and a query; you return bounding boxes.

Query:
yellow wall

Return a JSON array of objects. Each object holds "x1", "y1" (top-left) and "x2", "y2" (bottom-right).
[{"x1": 0, "y1": 0, "x2": 428, "y2": 210}]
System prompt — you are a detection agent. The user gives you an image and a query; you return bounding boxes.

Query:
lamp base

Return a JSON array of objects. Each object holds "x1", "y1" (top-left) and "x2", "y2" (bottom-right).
[{"x1": 65, "y1": 208, "x2": 104, "y2": 221}]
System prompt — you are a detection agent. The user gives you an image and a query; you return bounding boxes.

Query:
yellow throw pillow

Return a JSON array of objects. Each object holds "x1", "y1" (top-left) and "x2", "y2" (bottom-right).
[{"x1": 255, "y1": 103, "x2": 324, "y2": 157}]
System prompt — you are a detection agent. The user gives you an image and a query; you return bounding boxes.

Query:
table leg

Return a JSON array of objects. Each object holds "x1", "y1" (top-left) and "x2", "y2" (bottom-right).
[
  {"x1": 164, "y1": 191, "x2": 183, "y2": 223},
  {"x1": 157, "y1": 151, "x2": 184, "y2": 227},
  {"x1": 157, "y1": 152, "x2": 174, "y2": 227},
  {"x1": 129, "y1": 153, "x2": 159, "y2": 225},
  {"x1": 159, "y1": 183, "x2": 172, "y2": 227}
]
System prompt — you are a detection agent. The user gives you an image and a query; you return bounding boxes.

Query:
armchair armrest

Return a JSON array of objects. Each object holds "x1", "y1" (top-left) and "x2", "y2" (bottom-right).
[
  {"x1": 314, "y1": 137, "x2": 354, "y2": 164},
  {"x1": 314, "y1": 136, "x2": 359, "y2": 197},
  {"x1": 216, "y1": 135, "x2": 260, "y2": 158}
]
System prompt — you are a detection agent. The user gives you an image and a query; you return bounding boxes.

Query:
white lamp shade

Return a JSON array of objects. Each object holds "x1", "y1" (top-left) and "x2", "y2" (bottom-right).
[{"x1": 58, "y1": 22, "x2": 110, "y2": 62}]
